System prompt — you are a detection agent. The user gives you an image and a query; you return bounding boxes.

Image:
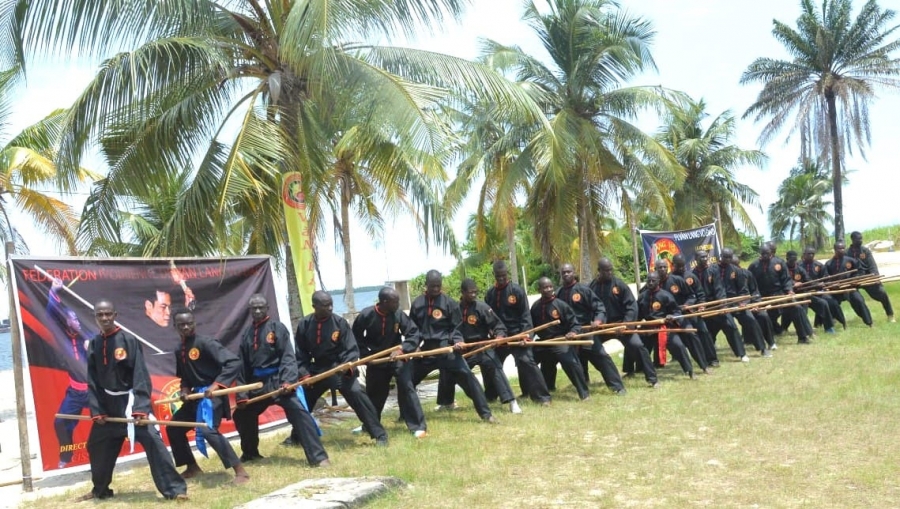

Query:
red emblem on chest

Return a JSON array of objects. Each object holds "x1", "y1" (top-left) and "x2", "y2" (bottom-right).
[
  {"x1": 432, "y1": 309, "x2": 443, "y2": 319},
  {"x1": 114, "y1": 347, "x2": 127, "y2": 361},
  {"x1": 188, "y1": 347, "x2": 200, "y2": 360}
]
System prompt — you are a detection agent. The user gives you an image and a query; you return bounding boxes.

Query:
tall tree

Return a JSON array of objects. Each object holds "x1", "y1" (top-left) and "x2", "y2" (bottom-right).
[
  {"x1": 481, "y1": 0, "x2": 681, "y2": 279},
  {"x1": 15, "y1": 0, "x2": 546, "y2": 325},
  {"x1": 658, "y1": 97, "x2": 764, "y2": 243},
  {"x1": 768, "y1": 159, "x2": 834, "y2": 249},
  {"x1": 741, "y1": 0, "x2": 900, "y2": 242}
]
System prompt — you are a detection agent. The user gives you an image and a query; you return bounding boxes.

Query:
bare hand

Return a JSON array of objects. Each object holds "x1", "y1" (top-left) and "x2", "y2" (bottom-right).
[
  {"x1": 279, "y1": 384, "x2": 293, "y2": 395},
  {"x1": 179, "y1": 391, "x2": 190, "y2": 403},
  {"x1": 390, "y1": 349, "x2": 402, "y2": 361},
  {"x1": 236, "y1": 401, "x2": 248, "y2": 410},
  {"x1": 51, "y1": 277, "x2": 63, "y2": 290},
  {"x1": 453, "y1": 342, "x2": 465, "y2": 351},
  {"x1": 565, "y1": 332, "x2": 576, "y2": 339},
  {"x1": 93, "y1": 416, "x2": 106, "y2": 425},
  {"x1": 591, "y1": 320, "x2": 602, "y2": 328},
  {"x1": 203, "y1": 388, "x2": 215, "y2": 399}
]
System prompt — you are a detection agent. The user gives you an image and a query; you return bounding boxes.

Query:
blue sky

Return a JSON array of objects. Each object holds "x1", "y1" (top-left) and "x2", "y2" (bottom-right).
[{"x1": 5, "y1": 0, "x2": 900, "y2": 298}]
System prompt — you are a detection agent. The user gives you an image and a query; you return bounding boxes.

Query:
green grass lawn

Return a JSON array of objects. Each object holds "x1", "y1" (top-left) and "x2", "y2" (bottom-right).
[{"x1": 30, "y1": 284, "x2": 900, "y2": 508}]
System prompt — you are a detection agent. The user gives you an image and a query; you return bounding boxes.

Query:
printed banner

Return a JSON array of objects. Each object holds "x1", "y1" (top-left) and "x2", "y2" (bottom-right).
[
  {"x1": 10, "y1": 256, "x2": 287, "y2": 472},
  {"x1": 282, "y1": 172, "x2": 316, "y2": 316},
  {"x1": 639, "y1": 223, "x2": 721, "y2": 271}
]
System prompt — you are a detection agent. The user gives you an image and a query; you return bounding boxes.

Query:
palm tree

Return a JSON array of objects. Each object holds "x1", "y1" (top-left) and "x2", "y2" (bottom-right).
[
  {"x1": 741, "y1": 0, "x2": 900, "y2": 242},
  {"x1": 658, "y1": 98, "x2": 765, "y2": 243},
  {"x1": 768, "y1": 159, "x2": 834, "y2": 249},
  {"x1": 0, "y1": 68, "x2": 98, "y2": 256},
  {"x1": 15, "y1": 0, "x2": 547, "y2": 324},
  {"x1": 480, "y1": 0, "x2": 682, "y2": 279}
]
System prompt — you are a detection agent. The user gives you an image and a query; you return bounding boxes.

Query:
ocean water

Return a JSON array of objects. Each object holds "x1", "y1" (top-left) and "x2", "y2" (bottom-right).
[
  {"x1": 0, "y1": 332, "x2": 12, "y2": 371},
  {"x1": 330, "y1": 289, "x2": 380, "y2": 316}
]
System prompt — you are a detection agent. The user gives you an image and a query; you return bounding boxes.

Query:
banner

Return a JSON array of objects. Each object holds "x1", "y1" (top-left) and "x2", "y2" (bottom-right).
[
  {"x1": 10, "y1": 256, "x2": 286, "y2": 472},
  {"x1": 282, "y1": 172, "x2": 316, "y2": 316},
  {"x1": 639, "y1": 223, "x2": 721, "y2": 271}
]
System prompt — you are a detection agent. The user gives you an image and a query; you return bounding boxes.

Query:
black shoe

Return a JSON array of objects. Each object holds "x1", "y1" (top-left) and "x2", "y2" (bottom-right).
[
  {"x1": 375, "y1": 437, "x2": 389, "y2": 447},
  {"x1": 239, "y1": 453, "x2": 264, "y2": 462},
  {"x1": 798, "y1": 338, "x2": 811, "y2": 344},
  {"x1": 615, "y1": 388, "x2": 628, "y2": 395},
  {"x1": 710, "y1": 360, "x2": 720, "y2": 368},
  {"x1": 281, "y1": 436, "x2": 300, "y2": 447},
  {"x1": 686, "y1": 371, "x2": 695, "y2": 379},
  {"x1": 623, "y1": 372, "x2": 636, "y2": 378},
  {"x1": 482, "y1": 415, "x2": 499, "y2": 424}
]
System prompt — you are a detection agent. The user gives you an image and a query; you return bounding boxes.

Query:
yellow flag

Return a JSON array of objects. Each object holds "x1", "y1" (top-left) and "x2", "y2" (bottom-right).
[{"x1": 281, "y1": 172, "x2": 315, "y2": 315}]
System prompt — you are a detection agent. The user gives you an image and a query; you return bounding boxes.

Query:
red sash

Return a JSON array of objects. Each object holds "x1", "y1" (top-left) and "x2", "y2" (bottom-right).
[{"x1": 657, "y1": 325, "x2": 668, "y2": 367}]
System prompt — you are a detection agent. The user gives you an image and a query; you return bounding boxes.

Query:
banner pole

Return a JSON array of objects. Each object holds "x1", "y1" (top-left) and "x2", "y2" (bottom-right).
[
  {"x1": 6, "y1": 242, "x2": 33, "y2": 492},
  {"x1": 714, "y1": 204, "x2": 724, "y2": 250},
  {"x1": 630, "y1": 220, "x2": 642, "y2": 290}
]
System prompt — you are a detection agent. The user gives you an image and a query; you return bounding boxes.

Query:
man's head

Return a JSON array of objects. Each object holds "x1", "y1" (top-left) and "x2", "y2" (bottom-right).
[
  {"x1": 311, "y1": 291, "x2": 333, "y2": 319},
  {"x1": 560, "y1": 263, "x2": 576, "y2": 285},
  {"x1": 94, "y1": 300, "x2": 118, "y2": 334},
  {"x1": 672, "y1": 254, "x2": 686, "y2": 274},
  {"x1": 850, "y1": 231, "x2": 862, "y2": 247},
  {"x1": 492, "y1": 261, "x2": 509, "y2": 287},
  {"x1": 65, "y1": 310, "x2": 82, "y2": 332},
  {"x1": 786, "y1": 250, "x2": 799, "y2": 266},
  {"x1": 695, "y1": 250, "x2": 709, "y2": 269},
  {"x1": 536, "y1": 277, "x2": 555, "y2": 300},
  {"x1": 377, "y1": 287, "x2": 400, "y2": 314},
  {"x1": 646, "y1": 270, "x2": 661, "y2": 291},
  {"x1": 460, "y1": 278, "x2": 479, "y2": 304},
  {"x1": 765, "y1": 241, "x2": 777, "y2": 256},
  {"x1": 145, "y1": 289, "x2": 172, "y2": 327},
  {"x1": 720, "y1": 248, "x2": 734, "y2": 265},
  {"x1": 654, "y1": 259, "x2": 669, "y2": 279},
  {"x1": 833, "y1": 241, "x2": 846, "y2": 258},
  {"x1": 248, "y1": 294, "x2": 269, "y2": 322},
  {"x1": 173, "y1": 308, "x2": 195, "y2": 339},
  {"x1": 425, "y1": 270, "x2": 443, "y2": 297},
  {"x1": 596, "y1": 258, "x2": 614, "y2": 282},
  {"x1": 759, "y1": 245, "x2": 772, "y2": 263},
  {"x1": 803, "y1": 246, "x2": 816, "y2": 263}
]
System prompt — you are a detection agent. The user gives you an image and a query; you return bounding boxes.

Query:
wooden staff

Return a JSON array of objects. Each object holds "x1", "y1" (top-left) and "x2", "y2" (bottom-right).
[
  {"x1": 55, "y1": 414, "x2": 208, "y2": 428},
  {"x1": 154, "y1": 382, "x2": 264, "y2": 406},
  {"x1": 631, "y1": 328, "x2": 697, "y2": 335},
  {"x1": 681, "y1": 294, "x2": 755, "y2": 311},
  {"x1": 822, "y1": 273, "x2": 881, "y2": 289},
  {"x1": 369, "y1": 346, "x2": 455, "y2": 365},
  {"x1": 243, "y1": 361, "x2": 356, "y2": 406},
  {"x1": 463, "y1": 320, "x2": 561, "y2": 358},
  {"x1": 510, "y1": 340, "x2": 594, "y2": 347},
  {"x1": 755, "y1": 300, "x2": 810, "y2": 311},
  {"x1": 794, "y1": 271, "x2": 852, "y2": 288}
]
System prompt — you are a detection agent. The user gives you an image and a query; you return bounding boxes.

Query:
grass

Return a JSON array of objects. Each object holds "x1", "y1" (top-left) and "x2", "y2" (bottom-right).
[{"x1": 28, "y1": 284, "x2": 900, "y2": 508}]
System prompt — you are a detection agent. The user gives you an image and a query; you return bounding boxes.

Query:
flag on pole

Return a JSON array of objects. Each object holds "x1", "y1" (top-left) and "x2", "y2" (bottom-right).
[{"x1": 282, "y1": 172, "x2": 316, "y2": 315}]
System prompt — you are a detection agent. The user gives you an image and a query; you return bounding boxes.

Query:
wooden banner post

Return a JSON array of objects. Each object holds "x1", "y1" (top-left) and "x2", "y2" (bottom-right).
[{"x1": 6, "y1": 242, "x2": 33, "y2": 492}]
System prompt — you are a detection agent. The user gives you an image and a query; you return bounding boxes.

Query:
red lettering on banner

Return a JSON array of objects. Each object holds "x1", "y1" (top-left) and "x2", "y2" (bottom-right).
[{"x1": 20, "y1": 268, "x2": 99, "y2": 282}]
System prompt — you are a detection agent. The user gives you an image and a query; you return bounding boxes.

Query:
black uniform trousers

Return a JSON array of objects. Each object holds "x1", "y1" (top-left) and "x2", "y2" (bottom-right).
[
  {"x1": 752, "y1": 310, "x2": 776, "y2": 348},
  {"x1": 487, "y1": 345, "x2": 551, "y2": 403},
  {"x1": 234, "y1": 393, "x2": 328, "y2": 465},
  {"x1": 678, "y1": 318, "x2": 709, "y2": 370},
  {"x1": 732, "y1": 309, "x2": 767, "y2": 352},
  {"x1": 834, "y1": 290, "x2": 873, "y2": 326},
  {"x1": 167, "y1": 397, "x2": 240, "y2": 470},
  {"x1": 809, "y1": 296, "x2": 836, "y2": 330},
  {"x1": 769, "y1": 304, "x2": 810, "y2": 342},
  {"x1": 534, "y1": 345, "x2": 590, "y2": 399},
  {"x1": 365, "y1": 362, "x2": 426, "y2": 433},
  {"x1": 411, "y1": 350, "x2": 493, "y2": 419},
  {"x1": 301, "y1": 373, "x2": 387, "y2": 441},
  {"x1": 437, "y1": 349, "x2": 515, "y2": 406},
  {"x1": 87, "y1": 393, "x2": 186, "y2": 500},
  {"x1": 695, "y1": 318, "x2": 719, "y2": 364},
  {"x1": 704, "y1": 314, "x2": 745, "y2": 358},
  {"x1": 638, "y1": 333, "x2": 693, "y2": 375},
  {"x1": 611, "y1": 333, "x2": 658, "y2": 384},
  {"x1": 861, "y1": 283, "x2": 893, "y2": 317}
]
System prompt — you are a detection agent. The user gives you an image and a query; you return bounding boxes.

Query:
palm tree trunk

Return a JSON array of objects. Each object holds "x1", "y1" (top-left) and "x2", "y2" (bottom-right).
[
  {"x1": 340, "y1": 172, "x2": 356, "y2": 315},
  {"x1": 826, "y1": 92, "x2": 844, "y2": 243},
  {"x1": 506, "y1": 222, "x2": 520, "y2": 285},
  {"x1": 578, "y1": 195, "x2": 592, "y2": 281}
]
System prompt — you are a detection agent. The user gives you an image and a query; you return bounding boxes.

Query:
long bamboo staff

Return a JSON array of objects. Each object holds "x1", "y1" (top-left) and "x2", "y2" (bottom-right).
[
  {"x1": 369, "y1": 346, "x2": 455, "y2": 365},
  {"x1": 154, "y1": 382, "x2": 263, "y2": 405},
  {"x1": 510, "y1": 340, "x2": 594, "y2": 347},
  {"x1": 681, "y1": 294, "x2": 752, "y2": 311},
  {"x1": 55, "y1": 413, "x2": 207, "y2": 428},
  {"x1": 463, "y1": 320, "x2": 561, "y2": 358},
  {"x1": 794, "y1": 270, "x2": 852, "y2": 288}
]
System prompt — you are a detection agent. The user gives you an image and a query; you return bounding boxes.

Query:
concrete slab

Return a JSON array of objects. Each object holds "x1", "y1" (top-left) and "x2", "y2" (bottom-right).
[{"x1": 235, "y1": 477, "x2": 404, "y2": 509}]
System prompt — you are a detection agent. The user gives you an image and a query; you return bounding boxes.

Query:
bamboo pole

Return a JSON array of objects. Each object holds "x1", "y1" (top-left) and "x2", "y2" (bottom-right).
[
  {"x1": 369, "y1": 346, "x2": 454, "y2": 365},
  {"x1": 6, "y1": 242, "x2": 33, "y2": 492},
  {"x1": 463, "y1": 320, "x2": 561, "y2": 358},
  {"x1": 54, "y1": 414, "x2": 209, "y2": 428},
  {"x1": 154, "y1": 382, "x2": 264, "y2": 405},
  {"x1": 510, "y1": 340, "x2": 594, "y2": 347}
]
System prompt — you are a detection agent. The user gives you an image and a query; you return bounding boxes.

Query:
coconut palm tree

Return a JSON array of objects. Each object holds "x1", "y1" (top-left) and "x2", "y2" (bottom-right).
[
  {"x1": 0, "y1": 68, "x2": 98, "y2": 256},
  {"x1": 14, "y1": 0, "x2": 547, "y2": 324},
  {"x1": 479, "y1": 0, "x2": 682, "y2": 279},
  {"x1": 768, "y1": 159, "x2": 834, "y2": 249},
  {"x1": 658, "y1": 97, "x2": 765, "y2": 243},
  {"x1": 741, "y1": 0, "x2": 900, "y2": 242}
]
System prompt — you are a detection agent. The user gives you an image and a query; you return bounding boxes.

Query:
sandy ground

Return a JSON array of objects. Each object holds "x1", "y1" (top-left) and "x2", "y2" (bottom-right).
[{"x1": 1, "y1": 251, "x2": 898, "y2": 507}]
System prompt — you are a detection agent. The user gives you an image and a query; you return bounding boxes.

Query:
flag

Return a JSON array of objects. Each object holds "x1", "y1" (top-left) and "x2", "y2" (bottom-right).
[{"x1": 282, "y1": 172, "x2": 316, "y2": 315}]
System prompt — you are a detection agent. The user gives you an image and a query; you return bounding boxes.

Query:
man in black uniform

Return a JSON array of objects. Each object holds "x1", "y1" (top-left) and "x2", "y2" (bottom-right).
[
  {"x1": 672, "y1": 254, "x2": 719, "y2": 367},
  {"x1": 295, "y1": 291, "x2": 389, "y2": 445},
  {"x1": 693, "y1": 251, "x2": 749, "y2": 362},
  {"x1": 655, "y1": 260, "x2": 709, "y2": 372},
  {"x1": 484, "y1": 261, "x2": 552, "y2": 405},
  {"x1": 166, "y1": 309, "x2": 249, "y2": 484},
  {"x1": 719, "y1": 248, "x2": 771, "y2": 357},
  {"x1": 588, "y1": 258, "x2": 651, "y2": 391},
  {"x1": 436, "y1": 279, "x2": 522, "y2": 414},
  {"x1": 733, "y1": 258, "x2": 778, "y2": 350},
  {"x1": 637, "y1": 272, "x2": 694, "y2": 378},
  {"x1": 531, "y1": 277, "x2": 591, "y2": 400},
  {"x1": 824, "y1": 242, "x2": 873, "y2": 327},
  {"x1": 78, "y1": 300, "x2": 187, "y2": 501},
  {"x1": 352, "y1": 287, "x2": 429, "y2": 436},
  {"x1": 801, "y1": 247, "x2": 846, "y2": 330},
  {"x1": 408, "y1": 271, "x2": 497, "y2": 422},
  {"x1": 849, "y1": 231, "x2": 895, "y2": 322},
  {"x1": 233, "y1": 294, "x2": 329, "y2": 464},
  {"x1": 784, "y1": 250, "x2": 820, "y2": 337},
  {"x1": 748, "y1": 245, "x2": 809, "y2": 344}
]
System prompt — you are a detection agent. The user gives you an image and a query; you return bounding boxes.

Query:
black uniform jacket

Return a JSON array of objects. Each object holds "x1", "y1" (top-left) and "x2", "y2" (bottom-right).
[
  {"x1": 237, "y1": 317, "x2": 298, "y2": 400},
  {"x1": 484, "y1": 282, "x2": 533, "y2": 335},
  {"x1": 556, "y1": 282, "x2": 606, "y2": 325},
  {"x1": 295, "y1": 314, "x2": 359, "y2": 378},
  {"x1": 589, "y1": 276, "x2": 638, "y2": 323},
  {"x1": 409, "y1": 293, "x2": 464, "y2": 348},
  {"x1": 458, "y1": 300, "x2": 507, "y2": 342},
  {"x1": 352, "y1": 304, "x2": 421, "y2": 356},
  {"x1": 748, "y1": 258, "x2": 793, "y2": 297},
  {"x1": 530, "y1": 297, "x2": 578, "y2": 339},
  {"x1": 87, "y1": 327, "x2": 153, "y2": 417}
]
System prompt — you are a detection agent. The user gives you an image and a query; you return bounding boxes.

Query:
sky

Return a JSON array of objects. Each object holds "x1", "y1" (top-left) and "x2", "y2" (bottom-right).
[{"x1": 4, "y1": 0, "x2": 900, "y2": 316}]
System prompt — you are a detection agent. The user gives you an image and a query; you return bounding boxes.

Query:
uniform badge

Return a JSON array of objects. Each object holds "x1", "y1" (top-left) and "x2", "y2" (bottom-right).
[
  {"x1": 432, "y1": 309, "x2": 443, "y2": 319},
  {"x1": 331, "y1": 331, "x2": 340, "y2": 342},
  {"x1": 651, "y1": 301, "x2": 661, "y2": 311},
  {"x1": 815, "y1": 266, "x2": 821, "y2": 273},
  {"x1": 114, "y1": 347, "x2": 127, "y2": 361},
  {"x1": 794, "y1": 274, "x2": 801, "y2": 281},
  {"x1": 612, "y1": 287, "x2": 620, "y2": 295},
  {"x1": 507, "y1": 295, "x2": 517, "y2": 304},
  {"x1": 845, "y1": 262, "x2": 853, "y2": 270},
  {"x1": 686, "y1": 277, "x2": 694, "y2": 285},
  {"x1": 861, "y1": 253, "x2": 867, "y2": 259},
  {"x1": 394, "y1": 323, "x2": 400, "y2": 333},
  {"x1": 670, "y1": 285, "x2": 679, "y2": 294},
  {"x1": 467, "y1": 315, "x2": 478, "y2": 325},
  {"x1": 550, "y1": 309, "x2": 560, "y2": 319},
  {"x1": 266, "y1": 332, "x2": 276, "y2": 344},
  {"x1": 730, "y1": 272, "x2": 736, "y2": 279},
  {"x1": 774, "y1": 263, "x2": 782, "y2": 271},
  {"x1": 572, "y1": 293, "x2": 582, "y2": 302},
  {"x1": 188, "y1": 347, "x2": 200, "y2": 360}
]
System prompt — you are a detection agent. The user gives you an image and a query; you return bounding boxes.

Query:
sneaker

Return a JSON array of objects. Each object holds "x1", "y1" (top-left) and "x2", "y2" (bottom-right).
[
  {"x1": 770, "y1": 343, "x2": 778, "y2": 350},
  {"x1": 539, "y1": 400, "x2": 552, "y2": 407},
  {"x1": 58, "y1": 461, "x2": 69, "y2": 469},
  {"x1": 375, "y1": 437, "x2": 389, "y2": 447},
  {"x1": 649, "y1": 382, "x2": 659, "y2": 389},
  {"x1": 434, "y1": 403, "x2": 458, "y2": 412},
  {"x1": 580, "y1": 394, "x2": 592, "y2": 402},
  {"x1": 890, "y1": 315, "x2": 896, "y2": 323},
  {"x1": 702, "y1": 368, "x2": 711, "y2": 375},
  {"x1": 413, "y1": 430, "x2": 427, "y2": 439},
  {"x1": 313, "y1": 458, "x2": 332, "y2": 467},
  {"x1": 798, "y1": 338, "x2": 811, "y2": 344},
  {"x1": 482, "y1": 415, "x2": 499, "y2": 424},
  {"x1": 351, "y1": 425, "x2": 363, "y2": 435},
  {"x1": 509, "y1": 400, "x2": 522, "y2": 414},
  {"x1": 740, "y1": 355, "x2": 750, "y2": 363},
  {"x1": 710, "y1": 360, "x2": 721, "y2": 368},
  {"x1": 615, "y1": 388, "x2": 628, "y2": 395},
  {"x1": 239, "y1": 453, "x2": 264, "y2": 463},
  {"x1": 762, "y1": 349, "x2": 773, "y2": 358},
  {"x1": 623, "y1": 372, "x2": 636, "y2": 378},
  {"x1": 825, "y1": 328, "x2": 835, "y2": 334},
  {"x1": 686, "y1": 371, "x2": 695, "y2": 379}
]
